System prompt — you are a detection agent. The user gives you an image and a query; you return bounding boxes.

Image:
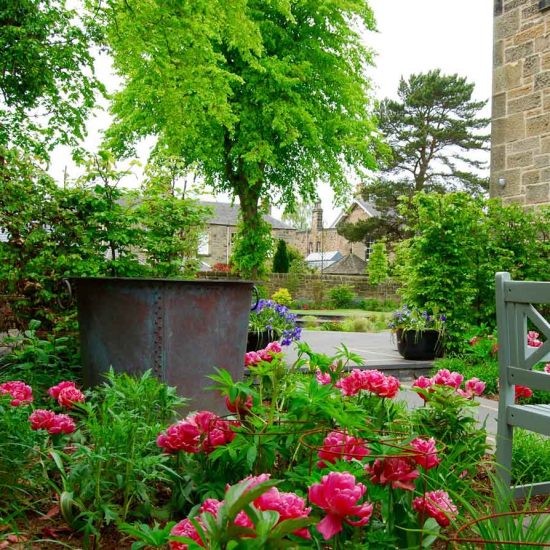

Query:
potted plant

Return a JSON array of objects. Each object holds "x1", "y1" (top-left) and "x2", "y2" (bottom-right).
[
  {"x1": 389, "y1": 305, "x2": 446, "y2": 360},
  {"x1": 248, "y1": 299, "x2": 301, "y2": 351}
]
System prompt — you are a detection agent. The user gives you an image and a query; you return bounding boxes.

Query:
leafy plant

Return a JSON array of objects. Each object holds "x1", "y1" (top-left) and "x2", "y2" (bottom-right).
[
  {"x1": 328, "y1": 285, "x2": 356, "y2": 308},
  {"x1": 248, "y1": 300, "x2": 301, "y2": 346},
  {"x1": 0, "y1": 320, "x2": 80, "y2": 401},
  {"x1": 271, "y1": 288, "x2": 292, "y2": 308},
  {"x1": 50, "y1": 371, "x2": 184, "y2": 545},
  {"x1": 367, "y1": 241, "x2": 390, "y2": 286},
  {"x1": 272, "y1": 240, "x2": 290, "y2": 274}
]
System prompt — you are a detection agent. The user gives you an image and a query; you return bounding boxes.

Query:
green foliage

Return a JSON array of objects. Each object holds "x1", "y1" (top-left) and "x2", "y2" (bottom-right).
[
  {"x1": 0, "y1": 395, "x2": 47, "y2": 519},
  {"x1": 512, "y1": 430, "x2": 550, "y2": 486},
  {"x1": 51, "y1": 370, "x2": 184, "y2": 542},
  {"x1": 272, "y1": 240, "x2": 290, "y2": 274},
  {"x1": 367, "y1": 241, "x2": 389, "y2": 286},
  {"x1": 328, "y1": 284, "x2": 356, "y2": 308},
  {"x1": 0, "y1": 150, "x2": 211, "y2": 326},
  {"x1": 338, "y1": 69, "x2": 490, "y2": 243},
  {"x1": 398, "y1": 193, "x2": 550, "y2": 346},
  {"x1": 0, "y1": 0, "x2": 102, "y2": 158},
  {"x1": 0, "y1": 321, "x2": 80, "y2": 403},
  {"x1": 231, "y1": 217, "x2": 273, "y2": 279},
  {"x1": 93, "y1": 0, "x2": 380, "y2": 276},
  {"x1": 138, "y1": 160, "x2": 211, "y2": 278},
  {"x1": 271, "y1": 288, "x2": 292, "y2": 308}
]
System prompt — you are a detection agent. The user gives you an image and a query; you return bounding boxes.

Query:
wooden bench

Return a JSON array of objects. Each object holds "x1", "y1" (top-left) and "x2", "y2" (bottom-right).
[{"x1": 496, "y1": 272, "x2": 550, "y2": 497}]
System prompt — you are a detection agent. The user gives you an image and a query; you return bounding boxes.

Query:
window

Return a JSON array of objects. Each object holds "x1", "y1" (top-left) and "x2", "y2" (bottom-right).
[
  {"x1": 198, "y1": 233, "x2": 210, "y2": 256},
  {"x1": 316, "y1": 241, "x2": 321, "y2": 252},
  {"x1": 308, "y1": 242, "x2": 313, "y2": 254}
]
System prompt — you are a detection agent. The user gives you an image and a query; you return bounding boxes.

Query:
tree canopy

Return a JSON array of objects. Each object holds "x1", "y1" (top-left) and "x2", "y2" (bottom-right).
[
  {"x1": 0, "y1": 0, "x2": 101, "y2": 158},
  {"x1": 338, "y1": 69, "x2": 490, "y2": 245},
  {"x1": 90, "y1": 0, "x2": 380, "y2": 276}
]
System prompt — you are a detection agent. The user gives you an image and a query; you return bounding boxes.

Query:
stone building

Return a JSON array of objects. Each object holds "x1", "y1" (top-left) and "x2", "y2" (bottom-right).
[
  {"x1": 293, "y1": 198, "x2": 379, "y2": 260},
  {"x1": 198, "y1": 201, "x2": 295, "y2": 266},
  {"x1": 491, "y1": 0, "x2": 550, "y2": 205}
]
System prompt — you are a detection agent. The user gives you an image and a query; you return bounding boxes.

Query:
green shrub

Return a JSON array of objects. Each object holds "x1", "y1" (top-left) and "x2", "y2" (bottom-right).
[
  {"x1": 51, "y1": 370, "x2": 184, "y2": 541},
  {"x1": 272, "y1": 239, "x2": 290, "y2": 273},
  {"x1": 367, "y1": 241, "x2": 389, "y2": 286},
  {"x1": 340, "y1": 317, "x2": 371, "y2": 332},
  {"x1": 0, "y1": 321, "x2": 80, "y2": 403},
  {"x1": 512, "y1": 430, "x2": 550, "y2": 485},
  {"x1": 271, "y1": 287, "x2": 292, "y2": 307},
  {"x1": 328, "y1": 284, "x2": 356, "y2": 308},
  {"x1": 302, "y1": 316, "x2": 319, "y2": 330}
]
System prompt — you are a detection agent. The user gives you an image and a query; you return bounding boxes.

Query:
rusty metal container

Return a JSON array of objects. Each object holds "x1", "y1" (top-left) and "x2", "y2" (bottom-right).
[{"x1": 72, "y1": 277, "x2": 254, "y2": 413}]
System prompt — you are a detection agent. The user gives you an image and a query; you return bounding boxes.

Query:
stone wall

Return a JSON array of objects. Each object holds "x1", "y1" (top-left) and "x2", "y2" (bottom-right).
[
  {"x1": 491, "y1": 0, "x2": 550, "y2": 205},
  {"x1": 198, "y1": 271, "x2": 400, "y2": 303}
]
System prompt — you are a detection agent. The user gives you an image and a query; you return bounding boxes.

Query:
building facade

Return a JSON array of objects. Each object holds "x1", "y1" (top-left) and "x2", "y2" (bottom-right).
[
  {"x1": 199, "y1": 201, "x2": 296, "y2": 267},
  {"x1": 293, "y1": 198, "x2": 379, "y2": 260},
  {"x1": 491, "y1": 0, "x2": 550, "y2": 205}
]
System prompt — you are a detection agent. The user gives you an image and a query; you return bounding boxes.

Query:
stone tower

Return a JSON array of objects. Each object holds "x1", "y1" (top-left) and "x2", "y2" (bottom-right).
[{"x1": 491, "y1": 0, "x2": 550, "y2": 206}]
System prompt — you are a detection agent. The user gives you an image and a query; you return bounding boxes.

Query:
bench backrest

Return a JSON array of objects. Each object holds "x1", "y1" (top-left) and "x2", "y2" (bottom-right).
[{"x1": 496, "y1": 272, "x2": 550, "y2": 394}]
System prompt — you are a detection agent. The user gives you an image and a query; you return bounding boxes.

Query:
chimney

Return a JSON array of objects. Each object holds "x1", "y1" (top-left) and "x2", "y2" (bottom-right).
[{"x1": 313, "y1": 200, "x2": 323, "y2": 231}]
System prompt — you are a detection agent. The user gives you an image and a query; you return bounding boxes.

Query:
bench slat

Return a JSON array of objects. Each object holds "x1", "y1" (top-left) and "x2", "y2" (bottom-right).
[
  {"x1": 504, "y1": 281, "x2": 550, "y2": 303},
  {"x1": 507, "y1": 405, "x2": 550, "y2": 436},
  {"x1": 508, "y1": 367, "x2": 550, "y2": 392}
]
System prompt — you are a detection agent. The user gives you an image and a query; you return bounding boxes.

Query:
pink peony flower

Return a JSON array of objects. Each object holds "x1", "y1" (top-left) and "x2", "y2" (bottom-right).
[
  {"x1": 308, "y1": 471, "x2": 373, "y2": 540},
  {"x1": 336, "y1": 369, "x2": 365, "y2": 397},
  {"x1": 158, "y1": 412, "x2": 238, "y2": 455},
  {"x1": 317, "y1": 431, "x2": 370, "y2": 467},
  {"x1": 157, "y1": 420, "x2": 201, "y2": 454},
  {"x1": 0, "y1": 380, "x2": 33, "y2": 406},
  {"x1": 409, "y1": 437, "x2": 441, "y2": 470},
  {"x1": 413, "y1": 490, "x2": 457, "y2": 527},
  {"x1": 375, "y1": 375, "x2": 400, "y2": 398},
  {"x1": 169, "y1": 518, "x2": 205, "y2": 549},
  {"x1": 244, "y1": 351, "x2": 262, "y2": 367},
  {"x1": 366, "y1": 457, "x2": 420, "y2": 491},
  {"x1": 224, "y1": 394, "x2": 253, "y2": 415},
  {"x1": 199, "y1": 498, "x2": 222, "y2": 518},
  {"x1": 432, "y1": 369, "x2": 463, "y2": 389},
  {"x1": 48, "y1": 413, "x2": 76, "y2": 434},
  {"x1": 515, "y1": 385, "x2": 533, "y2": 401},
  {"x1": 48, "y1": 381, "x2": 76, "y2": 399},
  {"x1": 57, "y1": 386, "x2": 85, "y2": 408},
  {"x1": 29, "y1": 409, "x2": 76, "y2": 435},
  {"x1": 315, "y1": 370, "x2": 332, "y2": 385},
  {"x1": 544, "y1": 363, "x2": 550, "y2": 374},
  {"x1": 255, "y1": 488, "x2": 312, "y2": 538},
  {"x1": 527, "y1": 331, "x2": 542, "y2": 347},
  {"x1": 469, "y1": 336, "x2": 479, "y2": 346},
  {"x1": 412, "y1": 376, "x2": 433, "y2": 401},
  {"x1": 464, "y1": 377, "x2": 486, "y2": 398},
  {"x1": 29, "y1": 409, "x2": 56, "y2": 430}
]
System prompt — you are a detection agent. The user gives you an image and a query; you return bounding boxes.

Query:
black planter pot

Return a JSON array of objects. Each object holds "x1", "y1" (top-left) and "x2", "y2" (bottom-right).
[
  {"x1": 247, "y1": 330, "x2": 273, "y2": 352},
  {"x1": 396, "y1": 329, "x2": 443, "y2": 360}
]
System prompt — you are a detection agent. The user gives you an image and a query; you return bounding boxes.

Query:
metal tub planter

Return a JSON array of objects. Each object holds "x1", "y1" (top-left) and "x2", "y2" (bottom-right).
[{"x1": 72, "y1": 278, "x2": 254, "y2": 413}]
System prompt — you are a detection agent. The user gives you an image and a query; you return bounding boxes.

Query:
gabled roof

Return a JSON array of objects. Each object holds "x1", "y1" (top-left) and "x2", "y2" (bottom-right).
[
  {"x1": 331, "y1": 198, "x2": 380, "y2": 228},
  {"x1": 200, "y1": 201, "x2": 293, "y2": 230},
  {"x1": 323, "y1": 253, "x2": 367, "y2": 275}
]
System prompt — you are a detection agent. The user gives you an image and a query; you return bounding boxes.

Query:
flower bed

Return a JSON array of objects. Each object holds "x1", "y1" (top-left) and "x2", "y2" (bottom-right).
[{"x1": 0, "y1": 342, "x2": 544, "y2": 548}]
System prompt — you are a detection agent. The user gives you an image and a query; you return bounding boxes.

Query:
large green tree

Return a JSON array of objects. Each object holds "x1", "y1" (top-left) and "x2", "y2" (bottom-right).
[
  {"x1": 339, "y1": 69, "x2": 490, "y2": 245},
  {"x1": 0, "y1": 0, "x2": 101, "y2": 157},
  {"x1": 90, "y1": 0, "x2": 380, "y2": 276}
]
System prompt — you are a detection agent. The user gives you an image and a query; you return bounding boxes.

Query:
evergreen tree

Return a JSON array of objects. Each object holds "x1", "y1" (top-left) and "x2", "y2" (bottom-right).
[
  {"x1": 272, "y1": 239, "x2": 290, "y2": 274},
  {"x1": 338, "y1": 69, "x2": 490, "y2": 245}
]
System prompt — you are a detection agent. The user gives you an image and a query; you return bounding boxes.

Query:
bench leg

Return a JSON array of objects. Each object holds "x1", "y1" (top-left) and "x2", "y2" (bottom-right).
[{"x1": 495, "y1": 423, "x2": 513, "y2": 506}]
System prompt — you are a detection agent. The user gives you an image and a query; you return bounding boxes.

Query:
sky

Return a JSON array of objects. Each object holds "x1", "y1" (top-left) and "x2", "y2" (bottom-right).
[{"x1": 48, "y1": 0, "x2": 494, "y2": 227}]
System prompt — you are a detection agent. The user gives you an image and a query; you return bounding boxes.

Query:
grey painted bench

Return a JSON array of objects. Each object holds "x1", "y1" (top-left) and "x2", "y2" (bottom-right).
[{"x1": 496, "y1": 272, "x2": 550, "y2": 498}]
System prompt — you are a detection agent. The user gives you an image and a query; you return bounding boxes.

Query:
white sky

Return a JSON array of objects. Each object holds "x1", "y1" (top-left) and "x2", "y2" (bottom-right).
[{"x1": 48, "y1": 0, "x2": 494, "y2": 227}]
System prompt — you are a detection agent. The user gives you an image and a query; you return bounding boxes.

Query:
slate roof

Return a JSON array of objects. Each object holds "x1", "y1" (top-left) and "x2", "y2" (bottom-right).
[
  {"x1": 305, "y1": 251, "x2": 342, "y2": 271},
  {"x1": 323, "y1": 253, "x2": 368, "y2": 275},
  {"x1": 200, "y1": 201, "x2": 293, "y2": 230},
  {"x1": 331, "y1": 198, "x2": 380, "y2": 228}
]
